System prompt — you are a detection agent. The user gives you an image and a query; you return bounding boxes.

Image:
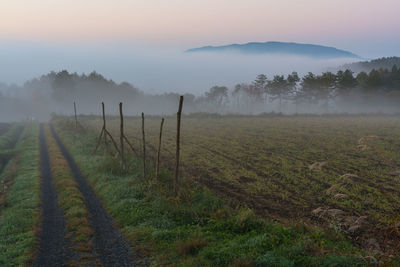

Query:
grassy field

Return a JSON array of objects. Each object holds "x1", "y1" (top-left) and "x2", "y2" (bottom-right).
[
  {"x1": 51, "y1": 118, "x2": 366, "y2": 266},
  {"x1": 52, "y1": 114, "x2": 400, "y2": 263},
  {"x1": 1, "y1": 116, "x2": 398, "y2": 265}
]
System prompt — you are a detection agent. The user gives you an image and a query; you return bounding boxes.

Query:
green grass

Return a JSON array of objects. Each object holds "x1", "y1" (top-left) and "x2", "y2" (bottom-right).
[
  {"x1": 51, "y1": 117, "x2": 385, "y2": 266},
  {"x1": 0, "y1": 123, "x2": 41, "y2": 266}
]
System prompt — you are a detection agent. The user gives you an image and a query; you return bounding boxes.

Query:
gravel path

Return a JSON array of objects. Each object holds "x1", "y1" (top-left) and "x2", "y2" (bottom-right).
[
  {"x1": 50, "y1": 124, "x2": 145, "y2": 267},
  {"x1": 33, "y1": 124, "x2": 70, "y2": 267}
]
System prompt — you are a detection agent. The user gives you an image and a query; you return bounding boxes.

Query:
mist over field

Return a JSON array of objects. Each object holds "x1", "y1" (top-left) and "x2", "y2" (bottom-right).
[
  {"x1": 0, "y1": 41, "x2": 358, "y2": 94},
  {"x1": 1, "y1": 42, "x2": 400, "y2": 121}
]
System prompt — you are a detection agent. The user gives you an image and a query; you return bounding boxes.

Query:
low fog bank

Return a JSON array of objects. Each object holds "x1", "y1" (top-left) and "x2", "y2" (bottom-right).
[
  {"x1": 2, "y1": 41, "x2": 377, "y2": 121},
  {"x1": 1, "y1": 65, "x2": 400, "y2": 122},
  {"x1": 0, "y1": 41, "x2": 357, "y2": 94}
]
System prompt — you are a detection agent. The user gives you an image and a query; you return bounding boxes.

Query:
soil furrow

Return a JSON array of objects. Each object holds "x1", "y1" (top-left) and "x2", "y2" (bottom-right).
[
  {"x1": 0, "y1": 122, "x2": 10, "y2": 136},
  {"x1": 33, "y1": 124, "x2": 70, "y2": 267},
  {"x1": 0, "y1": 126, "x2": 25, "y2": 216},
  {"x1": 0, "y1": 125, "x2": 24, "y2": 174},
  {"x1": 50, "y1": 124, "x2": 144, "y2": 267},
  {"x1": 0, "y1": 125, "x2": 25, "y2": 173}
]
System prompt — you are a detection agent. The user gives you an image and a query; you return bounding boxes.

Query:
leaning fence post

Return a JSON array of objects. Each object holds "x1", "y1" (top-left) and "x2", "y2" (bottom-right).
[
  {"x1": 119, "y1": 102, "x2": 125, "y2": 169},
  {"x1": 94, "y1": 102, "x2": 106, "y2": 152},
  {"x1": 141, "y1": 112, "x2": 146, "y2": 178},
  {"x1": 94, "y1": 102, "x2": 121, "y2": 156},
  {"x1": 102, "y1": 102, "x2": 107, "y2": 145},
  {"x1": 74, "y1": 102, "x2": 78, "y2": 129},
  {"x1": 174, "y1": 96, "x2": 184, "y2": 197},
  {"x1": 155, "y1": 118, "x2": 164, "y2": 181}
]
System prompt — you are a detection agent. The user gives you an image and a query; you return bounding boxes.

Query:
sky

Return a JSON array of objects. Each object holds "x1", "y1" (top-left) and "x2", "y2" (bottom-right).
[
  {"x1": 1, "y1": 0, "x2": 399, "y2": 52},
  {"x1": 0, "y1": 0, "x2": 399, "y2": 92}
]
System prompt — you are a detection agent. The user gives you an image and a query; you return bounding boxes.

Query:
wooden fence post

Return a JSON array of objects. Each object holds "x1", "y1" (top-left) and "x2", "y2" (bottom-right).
[
  {"x1": 141, "y1": 112, "x2": 146, "y2": 178},
  {"x1": 119, "y1": 102, "x2": 125, "y2": 169},
  {"x1": 95, "y1": 102, "x2": 106, "y2": 152},
  {"x1": 155, "y1": 118, "x2": 164, "y2": 181},
  {"x1": 74, "y1": 102, "x2": 78, "y2": 129},
  {"x1": 174, "y1": 96, "x2": 184, "y2": 196},
  {"x1": 94, "y1": 102, "x2": 121, "y2": 156},
  {"x1": 102, "y1": 102, "x2": 107, "y2": 145}
]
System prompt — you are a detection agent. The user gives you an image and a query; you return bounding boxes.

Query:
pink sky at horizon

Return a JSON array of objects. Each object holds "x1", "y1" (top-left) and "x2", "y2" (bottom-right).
[
  {"x1": 1, "y1": 0, "x2": 400, "y2": 92},
  {"x1": 0, "y1": 0, "x2": 398, "y2": 47}
]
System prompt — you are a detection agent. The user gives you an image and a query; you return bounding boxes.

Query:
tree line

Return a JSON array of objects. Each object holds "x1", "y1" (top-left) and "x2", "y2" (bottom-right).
[
  {"x1": 198, "y1": 65, "x2": 400, "y2": 113},
  {"x1": 1, "y1": 65, "x2": 400, "y2": 121},
  {"x1": 340, "y1": 56, "x2": 400, "y2": 73}
]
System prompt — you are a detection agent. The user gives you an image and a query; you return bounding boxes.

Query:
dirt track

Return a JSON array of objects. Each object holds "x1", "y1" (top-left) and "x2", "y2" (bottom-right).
[
  {"x1": 33, "y1": 125, "x2": 145, "y2": 266},
  {"x1": 50, "y1": 124, "x2": 145, "y2": 266},
  {"x1": 33, "y1": 124, "x2": 70, "y2": 266}
]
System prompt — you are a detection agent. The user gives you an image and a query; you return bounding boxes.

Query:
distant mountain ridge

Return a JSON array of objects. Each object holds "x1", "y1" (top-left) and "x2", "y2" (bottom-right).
[{"x1": 186, "y1": 41, "x2": 360, "y2": 59}]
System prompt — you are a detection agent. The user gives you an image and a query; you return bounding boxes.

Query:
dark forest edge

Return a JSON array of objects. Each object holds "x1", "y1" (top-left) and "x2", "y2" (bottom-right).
[
  {"x1": 1, "y1": 57, "x2": 400, "y2": 121},
  {"x1": 338, "y1": 57, "x2": 400, "y2": 73}
]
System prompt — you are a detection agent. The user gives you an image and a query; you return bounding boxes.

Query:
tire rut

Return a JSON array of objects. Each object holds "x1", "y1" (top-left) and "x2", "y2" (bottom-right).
[
  {"x1": 49, "y1": 124, "x2": 145, "y2": 267},
  {"x1": 33, "y1": 124, "x2": 71, "y2": 267}
]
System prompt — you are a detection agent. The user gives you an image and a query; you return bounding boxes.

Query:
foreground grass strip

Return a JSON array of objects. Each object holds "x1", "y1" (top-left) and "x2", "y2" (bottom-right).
[
  {"x1": 50, "y1": 117, "x2": 391, "y2": 267},
  {"x1": 0, "y1": 124, "x2": 41, "y2": 266},
  {"x1": 50, "y1": 124, "x2": 145, "y2": 266},
  {"x1": 44, "y1": 124, "x2": 98, "y2": 266}
]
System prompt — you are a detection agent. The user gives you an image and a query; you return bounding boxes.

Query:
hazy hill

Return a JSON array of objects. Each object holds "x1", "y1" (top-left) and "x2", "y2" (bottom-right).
[{"x1": 186, "y1": 41, "x2": 360, "y2": 59}]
